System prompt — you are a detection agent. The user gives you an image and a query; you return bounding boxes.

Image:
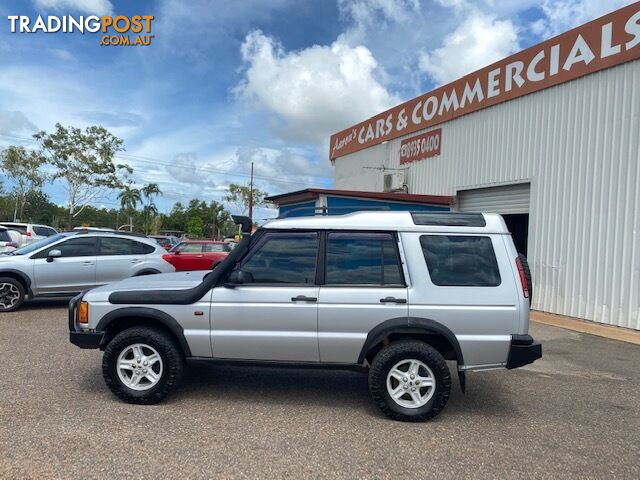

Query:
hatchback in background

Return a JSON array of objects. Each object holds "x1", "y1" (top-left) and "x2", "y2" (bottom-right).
[
  {"x1": 150, "y1": 235, "x2": 180, "y2": 251},
  {"x1": 0, "y1": 222, "x2": 58, "y2": 245},
  {"x1": 0, "y1": 227, "x2": 21, "y2": 253},
  {"x1": 163, "y1": 240, "x2": 231, "y2": 271}
]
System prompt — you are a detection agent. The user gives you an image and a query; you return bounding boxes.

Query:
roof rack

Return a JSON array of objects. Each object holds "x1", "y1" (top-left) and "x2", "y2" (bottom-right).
[
  {"x1": 410, "y1": 212, "x2": 486, "y2": 227},
  {"x1": 278, "y1": 205, "x2": 390, "y2": 219}
]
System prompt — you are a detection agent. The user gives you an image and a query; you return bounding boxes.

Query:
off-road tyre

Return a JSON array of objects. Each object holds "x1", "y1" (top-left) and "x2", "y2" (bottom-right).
[
  {"x1": 369, "y1": 340, "x2": 451, "y2": 422},
  {"x1": 102, "y1": 326, "x2": 184, "y2": 404}
]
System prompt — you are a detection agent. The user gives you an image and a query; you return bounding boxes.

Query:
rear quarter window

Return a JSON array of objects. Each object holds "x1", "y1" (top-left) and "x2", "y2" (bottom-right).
[{"x1": 419, "y1": 235, "x2": 501, "y2": 287}]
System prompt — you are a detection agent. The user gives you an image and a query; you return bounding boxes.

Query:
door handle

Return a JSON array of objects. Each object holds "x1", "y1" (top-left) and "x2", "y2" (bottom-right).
[
  {"x1": 291, "y1": 295, "x2": 317, "y2": 302},
  {"x1": 380, "y1": 297, "x2": 407, "y2": 304},
  {"x1": 130, "y1": 259, "x2": 142, "y2": 263},
  {"x1": 82, "y1": 261, "x2": 94, "y2": 266}
]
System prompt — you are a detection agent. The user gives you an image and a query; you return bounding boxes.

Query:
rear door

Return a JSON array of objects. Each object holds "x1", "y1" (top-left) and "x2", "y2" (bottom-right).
[
  {"x1": 317, "y1": 231, "x2": 408, "y2": 363},
  {"x1": 95, "y1": 237, "x2": 156, "y2": 284},
  {"x1": 32, "y1": 236, "x2": 98, "y2": 293},
  {"x1": 211, "y1": 231, "x2": 320, "y2": 362},
  {"x1": 173, "y1": 243, "x2": 205, "y2": 271},
  {"x1": 202, "y1": 243, "x2": 228, "y2": 269},
  {"x1": 405, "y1": 233, "x2": 519, "y2": 366}
]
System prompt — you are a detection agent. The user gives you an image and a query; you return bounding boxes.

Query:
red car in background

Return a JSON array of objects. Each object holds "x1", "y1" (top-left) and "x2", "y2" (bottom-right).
[{"x1": 162, "y1": 240, "x2": 231, "y2": 271}]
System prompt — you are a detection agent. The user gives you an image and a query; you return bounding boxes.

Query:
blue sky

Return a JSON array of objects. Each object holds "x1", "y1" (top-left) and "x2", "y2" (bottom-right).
[{"x1": 0, "y1": 0, "x2": 631, "y2": 219}]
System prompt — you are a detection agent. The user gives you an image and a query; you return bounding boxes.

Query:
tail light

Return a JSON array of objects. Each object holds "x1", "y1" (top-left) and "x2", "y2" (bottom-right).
[
  {"x1": 515, "y1": 256, "x2": 529, "y2": 299},
  {"x1": 26, "y1": 230, "x2": 31, "y2": 237},
  {"x1": 162, "y1": 254, "x2": 173, "y2": 264}
]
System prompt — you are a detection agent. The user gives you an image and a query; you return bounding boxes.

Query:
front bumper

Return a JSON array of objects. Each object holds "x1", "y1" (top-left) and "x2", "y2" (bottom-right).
[
  {"x1": 68, "y1": 292, "x2": 104, "y2": 349},
  {"x1": 506, "y1": 334, "x2": 542, "y2": 369}
]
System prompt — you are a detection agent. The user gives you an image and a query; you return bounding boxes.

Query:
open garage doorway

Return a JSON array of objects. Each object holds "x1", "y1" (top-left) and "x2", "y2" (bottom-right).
[{"x1": 457, "y1": 183, "x2": 530, "y2": 256}]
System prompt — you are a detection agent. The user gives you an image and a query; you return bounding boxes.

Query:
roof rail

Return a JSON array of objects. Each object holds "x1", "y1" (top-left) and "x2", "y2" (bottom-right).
[
  {"x1": 278, "y1": 205, "x2": 390, "y2": 219},
  {"x1": 70, "y1": 229, "x2": 149, "y2": 238}
]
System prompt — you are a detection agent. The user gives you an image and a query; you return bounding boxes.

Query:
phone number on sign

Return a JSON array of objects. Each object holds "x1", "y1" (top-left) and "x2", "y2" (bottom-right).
[{"x1": 399, "y1": 129, "x2": 441, "y2": 164}]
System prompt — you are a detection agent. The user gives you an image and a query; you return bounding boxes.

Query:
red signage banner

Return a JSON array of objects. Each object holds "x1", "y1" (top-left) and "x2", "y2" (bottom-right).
[
  {"x1": 399, "y1": 129, "x2": 441, "y2": 164},
  {"x1": 330, "y1": 2, "x2": 640, "y2": 160}
]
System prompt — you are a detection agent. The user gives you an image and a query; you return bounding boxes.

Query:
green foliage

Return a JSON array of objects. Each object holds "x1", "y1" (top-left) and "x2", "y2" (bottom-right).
[
  {"x1": 185, "y1": 216, "x2": 204, "y2": 237},
  {"x1": 0, "y1": 145, "x2": 47, "y2": 221},
  {"x1": 34, "y1": 123, "x2": 131, "y2": 228},
  {"x1": 224, "y1": 183, "x2": 268, "y2": 215}
]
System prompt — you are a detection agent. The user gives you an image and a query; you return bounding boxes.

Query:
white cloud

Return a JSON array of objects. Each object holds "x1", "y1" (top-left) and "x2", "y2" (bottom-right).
[
  {"x1": 532, "y1": 0, "x2": 632, "y2": 37},
  {"x1": 419, "y1": 12, "x2": 520, "y2": 85},
  {"x1": 0, "y1": 111, "x2": 37, "y2": 136},
  {"x1": 235, "y1": 30, "x2": 398, "y2": 144},
  {"x1": 33, "y1": 0, "x2": 113, "y2": 16}
]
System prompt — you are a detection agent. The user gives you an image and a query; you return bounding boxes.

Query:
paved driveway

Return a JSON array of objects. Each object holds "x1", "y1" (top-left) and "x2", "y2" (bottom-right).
[{"x1": 1, "y1": 299, "x2": 638, "y2": 479}]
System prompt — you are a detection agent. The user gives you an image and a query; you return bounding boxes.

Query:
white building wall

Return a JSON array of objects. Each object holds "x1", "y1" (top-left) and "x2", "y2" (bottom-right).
[{"x1": 334, "y1": 60, "x2": 640, "y2": 330}]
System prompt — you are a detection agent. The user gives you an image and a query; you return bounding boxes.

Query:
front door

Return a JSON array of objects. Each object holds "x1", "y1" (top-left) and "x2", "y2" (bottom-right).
[
  {"x1": 211, "y1": 231, "x2": 320, "y2": 362},
  {"x1": 318, "y1": 232, "x2": 408, "y2": 363},
  {"x1": 32, "y1": 236, "x2": 98, "y2": 294}
]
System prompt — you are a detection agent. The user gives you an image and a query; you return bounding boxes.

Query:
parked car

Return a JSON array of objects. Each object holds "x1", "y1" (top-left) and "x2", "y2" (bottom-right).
[
  {"x1": 69, "y1": 212, "x2": 540, "y2": 422},
  {"x1": 162, "y1": 240, "x2": 231, "y2": 271},
  {"x1": 0, "y1": 227, "x2": 21, "y2": 253},
  {"x1": 0, "y1": 222, "x2": 57, "y2": 245},
  {"x1": 150, "y1": 235, "x2": 180, "y2": 251},
  {"x1": 0, "y1": 230, "x2": 175, "y2": 312}
]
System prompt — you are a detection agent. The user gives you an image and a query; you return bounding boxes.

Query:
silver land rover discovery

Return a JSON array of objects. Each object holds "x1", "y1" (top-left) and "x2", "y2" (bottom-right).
[{"x1": 69, "y1": 212, "x2": 541, "y2": 422}]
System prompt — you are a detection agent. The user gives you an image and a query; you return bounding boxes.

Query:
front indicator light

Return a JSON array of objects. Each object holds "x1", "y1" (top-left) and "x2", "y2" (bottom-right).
[{"x1": 79, "y1": 301, "x2": 89, "y2": 324}]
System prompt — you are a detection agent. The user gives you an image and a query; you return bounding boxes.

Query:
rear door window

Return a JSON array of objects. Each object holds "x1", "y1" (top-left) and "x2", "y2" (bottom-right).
[
  {"x1": 420, "y1": 235, "x2": 501, "y2": 286},
  {"x1": 178, "y1": 243, "x2": 203, "y2": 253},
  {"x1": 325, "y1": 232, "x2": 404, "y2": 285},
  {"x1": 99, "y1": 237, "x2": 155, "y2": 255},
  {"x1": 0, "y1": 230, "x2": 10, "y2": 242}
]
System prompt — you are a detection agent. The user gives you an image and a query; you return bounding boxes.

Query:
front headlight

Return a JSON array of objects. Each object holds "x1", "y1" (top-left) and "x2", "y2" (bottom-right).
[{"x1": 79, "y1": 301, "x2": 89, "y2": 324}]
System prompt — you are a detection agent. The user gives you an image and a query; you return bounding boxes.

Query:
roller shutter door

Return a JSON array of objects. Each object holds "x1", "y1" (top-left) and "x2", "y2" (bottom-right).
[{"x1": 457, "y1": 183, "x2": 530, "y2": 214}]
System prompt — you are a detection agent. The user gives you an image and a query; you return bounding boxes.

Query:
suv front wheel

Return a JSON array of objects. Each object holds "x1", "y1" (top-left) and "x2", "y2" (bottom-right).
[
  {"x1": 102, "y1": 327, "x2": 184, "y2": 404},
  {"x1": 368, "y1": 341, "x2": 451, "y2": 422}
]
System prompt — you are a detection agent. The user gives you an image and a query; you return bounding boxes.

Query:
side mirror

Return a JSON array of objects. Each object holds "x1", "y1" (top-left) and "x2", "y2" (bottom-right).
[
  {"x1": 47, "y1": 249, "x2": 62, "y2": 262},
  {"x1": 174, "y1": 249, "x2": 181, "y2": 255},
  {"x1": 226, "y1": 270, "x2": 253, "y2": 286}
]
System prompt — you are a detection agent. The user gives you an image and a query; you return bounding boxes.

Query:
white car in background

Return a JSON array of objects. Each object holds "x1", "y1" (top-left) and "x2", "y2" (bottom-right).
[
  {"x1": 0, "y1": 227, "x2": 21, "y2": 253},
  {"x1": 0, "y1": 222, "x2": 58, "y2": 245}
]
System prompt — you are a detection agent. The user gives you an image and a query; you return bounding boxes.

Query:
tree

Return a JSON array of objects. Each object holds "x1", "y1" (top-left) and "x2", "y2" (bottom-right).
[
  {"x1": 185, "y1": 216, "x2": 204, "y2": 238},
  {"x1": 141, "y1": 183, "x2": 162, "y2": 234},
  {"x1": 34, "y1": 123, "x2": 131, "y2": 229},
  {"x1": 224, "y1": 183, "x2": 268, "y2": 216},
  {"x1": 0, "y1": 146, "x2": 47, "y2": 221},
  {"x1": 118, "y1": 184, "x2": 142, "y2": 231}
]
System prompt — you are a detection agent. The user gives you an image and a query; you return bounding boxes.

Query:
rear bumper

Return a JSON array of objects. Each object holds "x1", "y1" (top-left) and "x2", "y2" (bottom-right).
[
  {"x1": 68, "y1": 292, "x2": 104, "y2": 349},
  {"x1": 506, "y1": 334, "x2": 542, "y2": 369}
]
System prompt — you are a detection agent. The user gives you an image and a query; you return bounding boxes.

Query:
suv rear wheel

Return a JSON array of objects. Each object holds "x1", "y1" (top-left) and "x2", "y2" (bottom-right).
[
  {"x1": 0, "y1": 277, "x2": 25, "y2": 312},
  {"x1": 102, "y1": 327, "x2": 184, "y2": 404},
  {"x1": 368, "y1": 340, "x2": 451, "y2": 422}
]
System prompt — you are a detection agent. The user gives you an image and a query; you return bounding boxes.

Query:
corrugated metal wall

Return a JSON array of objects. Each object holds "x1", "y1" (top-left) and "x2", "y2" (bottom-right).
[
  {"x1": 334, "y1": 60, "x2": 640, "y2": 330},
  {"x1": 458, "y1": 183, "x2": 530, "y2": 214}
]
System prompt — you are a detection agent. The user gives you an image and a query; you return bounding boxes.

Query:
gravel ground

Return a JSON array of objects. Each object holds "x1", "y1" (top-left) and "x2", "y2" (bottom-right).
[{"x1": 1, "y1": 299, "x2": 639, "y2": 479}]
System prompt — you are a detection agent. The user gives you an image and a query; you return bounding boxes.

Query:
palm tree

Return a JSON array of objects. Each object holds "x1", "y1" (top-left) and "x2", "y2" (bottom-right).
[
  {"x1": 118, "y1": 184, "x2": 142, "y2": 232},
  {"x1": 141, "y1": 183, "x2": 162, "y2": 233}
]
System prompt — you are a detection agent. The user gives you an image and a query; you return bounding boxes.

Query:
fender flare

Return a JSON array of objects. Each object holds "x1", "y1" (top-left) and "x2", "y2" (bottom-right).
[
  {"x1": 0, "y1": 268, "x2": 33, "y2": 295},
  {"x1": 96, "y1": 307, "x2": 192, "y2": 356},
  {"x1": 133, "y1": 269, "x2": 161, "y2": 276},
  {"x1": 358, "y1": 316, "x2": 466, "y2": 392}
]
